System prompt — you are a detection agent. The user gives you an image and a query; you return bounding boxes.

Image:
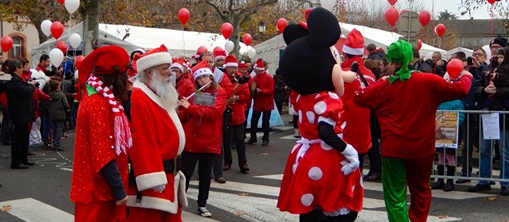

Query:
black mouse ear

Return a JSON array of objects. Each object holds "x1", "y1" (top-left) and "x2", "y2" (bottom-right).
[
  {"x1": 307, "y1": 7, "x2": 341, "y2": 48},
  {"x1": 283, "y1": 23, "x2": 308, "y2": 45}
]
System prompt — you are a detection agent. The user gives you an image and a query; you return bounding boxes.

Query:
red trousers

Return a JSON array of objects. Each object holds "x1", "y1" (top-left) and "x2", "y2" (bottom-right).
[
  {"x1": 127, "y1": 207, "x2": 182, "y2": 222},
  {"x1": 75, "y1": 201, "x2": 126, "y2": 222}
]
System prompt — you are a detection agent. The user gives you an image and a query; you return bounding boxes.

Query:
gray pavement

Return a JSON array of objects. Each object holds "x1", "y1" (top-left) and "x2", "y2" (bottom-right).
[{"x1": 0, "y1": 114, "x2": 508, "y2": 221}]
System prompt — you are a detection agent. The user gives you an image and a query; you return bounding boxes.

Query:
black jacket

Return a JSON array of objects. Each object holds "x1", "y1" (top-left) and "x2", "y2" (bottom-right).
[
  {"x1": 6, "y1": 74, "x2": 35, "y2": 125},
  {"x1": 475, "y1": 64, "x2": 509, "y2": 111},
  {"x1": 425, "y1": 59, "x2": 447, "y2": 77}
]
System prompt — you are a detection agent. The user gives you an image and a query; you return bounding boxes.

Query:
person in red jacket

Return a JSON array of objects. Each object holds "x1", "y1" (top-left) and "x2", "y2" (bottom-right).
[
  {"x1": 70, "y1": 46, "x2": 132, "y2": 222},
  {"x1": 340, "y1": 29, "x2": 376, "y2": 171},
  {"x1": 179, "y1": 60, "x2": 227, "y2": 218},
  {"x1": 36, "y1": 54, "x2": 50, "y2": 74},
  {"x1": 127, "y1": 45, "x2": 187, "y2": 222},
  {"x1": 246, "y1": 59, "x2": 275, "y2": 146},
  {"x1": 172, "y1": 58, "x2": 194, "y2": 99},
  {"x1": 222, "y1": 55, "x2": 250, "y2": 173},
  {"x1": 355, "y1": 40, "x2": 472, "y2": 222},
  {"x1": 239, "y1": 61, "x2": 253, "y2": 139}
]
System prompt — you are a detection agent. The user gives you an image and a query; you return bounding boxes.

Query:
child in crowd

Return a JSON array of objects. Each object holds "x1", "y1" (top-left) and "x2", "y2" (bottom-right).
[{"x1": 47, "y1": 78, "x2": 69, "y2": 151}]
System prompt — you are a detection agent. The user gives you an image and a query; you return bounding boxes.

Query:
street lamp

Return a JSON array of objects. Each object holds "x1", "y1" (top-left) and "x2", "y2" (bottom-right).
[{"x1": 258, "y1": 21, "x2": 266, "y2": 34}]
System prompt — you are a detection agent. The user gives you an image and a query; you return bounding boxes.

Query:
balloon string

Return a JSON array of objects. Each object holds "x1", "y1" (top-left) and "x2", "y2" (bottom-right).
[
  {"x1": 341, "y1": 0, "x2": 345, "y2": 22},
  {"x1": 490, "y1": 5, "x2": 494, "y2": 39},
  {"x1": 182, "y1": 26, "x2": 185, "y2": 58}
]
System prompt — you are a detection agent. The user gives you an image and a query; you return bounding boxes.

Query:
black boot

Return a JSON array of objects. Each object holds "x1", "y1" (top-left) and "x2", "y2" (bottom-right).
[
  {"x1": 444, "y1": 166, "x2": 455, "y2": 192},
  {"x1": 432, "y1": 165, "x2": 445, "y2": 189}
]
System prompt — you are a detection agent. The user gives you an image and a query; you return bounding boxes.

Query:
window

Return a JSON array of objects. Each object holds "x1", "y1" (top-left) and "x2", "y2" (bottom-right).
[{"x1": 9, "y1": 36, "x2": 24, "y2": 58}]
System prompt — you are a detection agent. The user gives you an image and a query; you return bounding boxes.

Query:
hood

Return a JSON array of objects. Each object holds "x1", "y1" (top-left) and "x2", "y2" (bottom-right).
[{"x1": 49, "y1": 91, "x2": 64, "y2": 100}]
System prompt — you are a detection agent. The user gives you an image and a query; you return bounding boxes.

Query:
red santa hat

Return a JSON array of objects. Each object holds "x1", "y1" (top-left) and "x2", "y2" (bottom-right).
[
  {"x1": 76, "y1": 45, "x2": 133, "y2": 155},
  {"x1": 253, "y1": 59, "x2": 265, "y2": 70},
  {"x1": 225, "y1": 55, "x2": 238, "y2": 68},
  {"x1": 213, "y1": 47, "x2": 227, "y2": 61},
  {"x1": 192, "y1": 60, "x2": 214, "y2": 80},
  {"x1": 170, "y1": 58, "x2": 186, "y2": 73},
  {"x1": 342, "y1": 29, "x2": 365, "y2": 56},
  {"x1": 239, "y1": 61, "x2": 248, "y2": 69},
  {"x1": 136, "y1": 44, "x2": 172, "y2": 73}
]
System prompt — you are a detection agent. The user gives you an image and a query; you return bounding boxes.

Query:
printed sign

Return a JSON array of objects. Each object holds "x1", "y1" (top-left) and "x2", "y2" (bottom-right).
[{"x1": 435, "y1": 111, "x2": 460, "y2": 149}]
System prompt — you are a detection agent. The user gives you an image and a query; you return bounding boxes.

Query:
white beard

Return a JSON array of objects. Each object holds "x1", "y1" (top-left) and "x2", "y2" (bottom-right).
[{"x1": 149, "y1": 70, "x2": 179, "y2": 110}]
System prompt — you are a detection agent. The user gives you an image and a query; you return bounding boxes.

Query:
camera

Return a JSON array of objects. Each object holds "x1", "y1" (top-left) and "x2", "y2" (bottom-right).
[{"x1": 467, "y1": 57, "x2": 473, "y2": 66}]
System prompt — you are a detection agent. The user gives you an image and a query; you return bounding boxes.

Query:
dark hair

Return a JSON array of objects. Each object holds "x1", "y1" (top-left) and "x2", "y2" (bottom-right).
[
  {"x1": 474, "y1": 48, "x2": 486, "y2": 56},
  {"x1": 453, "y1": 52, "x2": 467, "y2": 61},
  {"x1": 1, "y1": 60, "x2": 8, "y2": 73},
  {"x1": 412, "y1": 46, "x2": 420, "y2": 59},
  {"x1": 40, "y1": 54, "x2": 49, "y2": 63},
  {"x1": 497, "y1": 47, "x2": 509, "y2": 67},
  {"x1": 17, "y1": 57, "x2": 29, "y2": 66},
  {"x1": 367, "y1": 43, "x2": 377, "y2": 52},
  {"x1": 95, "y1": 72, "x2": 129, "y2": 101},
  {"x1": 6, "y1": 59, "x2": 22, "y2": 75},
  {"x1": 200, "y1": 52, "x2": 212, "y2": 60},
  {"x1": 381, "y1": 57, "x2": 389, "y2": 66},
  {"x1": 49, "y1": 79, "x2": 60, "y2": 91}
]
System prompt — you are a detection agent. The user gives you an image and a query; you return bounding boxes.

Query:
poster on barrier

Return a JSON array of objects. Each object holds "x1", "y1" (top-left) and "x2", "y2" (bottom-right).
[
  {"x1": 481, "y1": 113, "x2": 500, "y2": 140},
  {"x1": 435, "y1": 111, "x2": 459, "y2": 148}
]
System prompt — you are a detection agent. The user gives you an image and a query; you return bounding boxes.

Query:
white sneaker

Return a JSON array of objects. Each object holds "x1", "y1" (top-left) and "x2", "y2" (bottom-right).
[{"x1": 198, "y1": 207, "x2": 212, "y2": 217}]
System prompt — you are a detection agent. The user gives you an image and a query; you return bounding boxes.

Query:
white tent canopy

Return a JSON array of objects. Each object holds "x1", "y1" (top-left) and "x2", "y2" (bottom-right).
[
  {"x1": 255, "y1": 22, "x2": 446, "y2": 74},
  {"x1": 31, "y1": 23, "x2": 247, "y2": 67},
  {"x1": 446, "y1": 47, "x2": 473, "y2": 58}
]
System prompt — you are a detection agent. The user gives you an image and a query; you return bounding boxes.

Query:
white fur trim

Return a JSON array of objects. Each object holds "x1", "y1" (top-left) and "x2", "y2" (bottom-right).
[
  {"x1": 136, "y1": 52, "x2": 173, "y2": 73},
  {"x1": 215, "y1": 55, "x2": 226, "y2": 61},
  {"x1": 254, "y1": 66, "x2": 265, "y2": 70},
  {"x1": 133, "y1": 81, "x2": 186, "y2": 154},
  {"x1": 225, "y1": 62, "x2": 238, "y2": 67},
  {"x1": 170, "y1": 63, "x2": 184, "y2": 73},
  {"x1": 194, "y1": 68, "x2": 213, "y2": 80},
  {"x1": 342, "y1": 45, "x2": 364, "y2": 55},
  {"x1": 136, "y1": 171, "x2": 168, "y2": 191},
  {"x1": 128, "y1": 171, "x2": 188, "y2": 214}
]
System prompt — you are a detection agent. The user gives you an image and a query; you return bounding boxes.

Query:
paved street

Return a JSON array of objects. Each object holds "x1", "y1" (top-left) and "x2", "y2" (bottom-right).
[{"x1": 1, "y1": 115, "x2": 509, "y2": 222}]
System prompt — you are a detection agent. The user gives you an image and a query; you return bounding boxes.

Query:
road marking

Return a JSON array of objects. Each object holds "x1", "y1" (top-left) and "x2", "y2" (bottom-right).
[
  {"x1": 60, "y1": 168, "x2": 73, "y2": 172},
  {"x1": 254, "y1": 174, "x2": 496, "y2": 200},
  {"x1": 279, "y1": 135, "x2": 299, "y2": 140},
  {"x1": 187, "y1": 188, "x2": 461, "y2": 222},
  {"x1": 0, "y1": 198, "x2": 73, "y2": 222},
  {"x1": 189, "y1": 180, "x2": 386, "y2": 209}
]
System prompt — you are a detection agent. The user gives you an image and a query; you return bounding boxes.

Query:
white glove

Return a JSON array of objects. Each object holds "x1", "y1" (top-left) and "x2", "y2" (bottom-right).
[
  {"x1": 152, "y1": 185, "x2": 165, "y2": 193},
  {"x1": 340, "y1": 144, "x2": 360, "y2": 176}
]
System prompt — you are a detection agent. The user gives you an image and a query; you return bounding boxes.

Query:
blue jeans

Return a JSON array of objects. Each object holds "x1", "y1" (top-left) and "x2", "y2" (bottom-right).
[
  {"x1": 40, "y1": 113, "x2": 51, "y2": 143},
  {"x1": 479, "y1": 128, "x2": 509, "y2": 187},
  {"x1": 52, "y1": 120, "x2": 65, "y2": 148}
]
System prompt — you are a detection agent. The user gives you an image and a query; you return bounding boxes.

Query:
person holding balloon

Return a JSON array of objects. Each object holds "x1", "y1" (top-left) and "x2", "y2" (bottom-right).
[{"x1": 355, "y1": 40, "x2": 472, "y2": 222}]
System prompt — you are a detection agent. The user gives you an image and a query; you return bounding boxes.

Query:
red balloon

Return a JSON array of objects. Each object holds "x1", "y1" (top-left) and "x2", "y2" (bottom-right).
[
  {"x1": 435, "y1": 23, "x2": 446, "y2": 37},
  {"x1": 487, "y1": 0, "x2": 496, "y2": 4},
  {"x1": 1, "y1": 36, "x2": 13, "y2": 52},
  {"x1": 74, "y1": 55, "x2": 85, "y2": 69},
  {"x1": 196, "y1": 46, "x2": 208, "y2": 55},
  {"x1": 51, "y1": 22, "x2": 64, "y2": 39},
  {"x1": 56, "y1": 41, "x2": 67, "y2": 54},
  {"x1": 242, "y1": 34, "x2": 252, "y2": 46},
  {"x1": 57, "y1": 0, "x2": 64, "y2": 4},
  {"x1": 305, "y1": 8, "x2": 313, "y2": 21},
  {"x1": 387, "y1": 0, "x2": 397, "y2": 6},
  {"x1": 418, "y1": 10, "x2": 431, "y2": 27},
  {"x1": 385, "y1": 7, "x2": 399, "y2": 26},
  {"x1": 177, "y1": 8, "x2": 190, "y2": 26},
  {"x1": 221, "y1": 23, "x2": 233, "y2": 39},
  {"x1": 277, "y1": 18, "x2": 288, "y2": 34},
  {"x1": 447, "y1": 59, "x2": 464, "y2": 79},
  {"x1": 417, "y1": 39, "x2": 422, "y2": 50}
]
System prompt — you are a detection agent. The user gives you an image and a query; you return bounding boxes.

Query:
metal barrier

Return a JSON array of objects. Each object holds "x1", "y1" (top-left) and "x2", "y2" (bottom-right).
[{"x1": 432, "y1": 110, "x2": 509, "y2": 184}]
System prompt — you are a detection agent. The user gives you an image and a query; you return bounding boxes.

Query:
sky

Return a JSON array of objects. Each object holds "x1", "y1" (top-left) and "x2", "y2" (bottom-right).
[{"x1": 418, "y1": 0, "x2": 493, "y2": 19}]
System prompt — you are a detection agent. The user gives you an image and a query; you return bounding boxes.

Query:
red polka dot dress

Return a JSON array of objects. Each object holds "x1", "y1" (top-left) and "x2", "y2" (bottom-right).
[{"x1": 277, "y1": 91, "x2": 364, "y2": 215}]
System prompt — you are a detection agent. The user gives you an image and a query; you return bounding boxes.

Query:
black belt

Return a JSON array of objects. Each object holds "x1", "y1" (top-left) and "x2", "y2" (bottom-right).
[{"x1": 163, "y1": 155, "x2": 181, "y2": 176}]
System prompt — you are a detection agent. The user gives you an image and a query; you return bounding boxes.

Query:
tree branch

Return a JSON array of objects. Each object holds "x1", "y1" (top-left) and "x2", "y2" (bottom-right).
[{"x1": 205, "y1": 0, "x2": 228, "y2": 21}]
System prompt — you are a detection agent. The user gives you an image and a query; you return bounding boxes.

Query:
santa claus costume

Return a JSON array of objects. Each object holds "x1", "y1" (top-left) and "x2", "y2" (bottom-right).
[
  {"x1": 222, "y1": 55, "x2": 251, "y2": 173},
  {"x1": 70, "y1": 46, "x2": 133, "y2": 222},
  {"x1": 340, "y1": 29, "x2": 376, "y2": 168},
  {"x1": 246, "y1": 59, "x2": 275, "y2": 146},
  {"x1": 127, "y1": 45, "x2": 188, "y2": 222},
  {"x1": 355, "y1": 40, "x2": 472, "y2": 222},
  {"x1": 179, "y1": 60, "x2": 227, "y2": 218}
]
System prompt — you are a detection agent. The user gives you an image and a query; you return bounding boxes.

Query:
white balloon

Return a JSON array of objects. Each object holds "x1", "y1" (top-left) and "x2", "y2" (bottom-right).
[
  {"x1": 65, "y1": 0, "x2": 80, "y2": 14},
  {"x1": 69, "y1": 33, "x2": 82, "y2": 49},
  {"x1": 225, "y1": 40, "x2": 234, "y2": 53},
  {"x1": 41, "y1": 20, "x2": 52, "y2": 37},
  {"x1": 247, "y1": 46, "x2": 256, "y2": 59},
  {"x1": 49, "y1": 48, "x2": 64, "y2": 67},
  {"x1": 320, "y1": 0, "x2": 336, "y2": 12}
]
